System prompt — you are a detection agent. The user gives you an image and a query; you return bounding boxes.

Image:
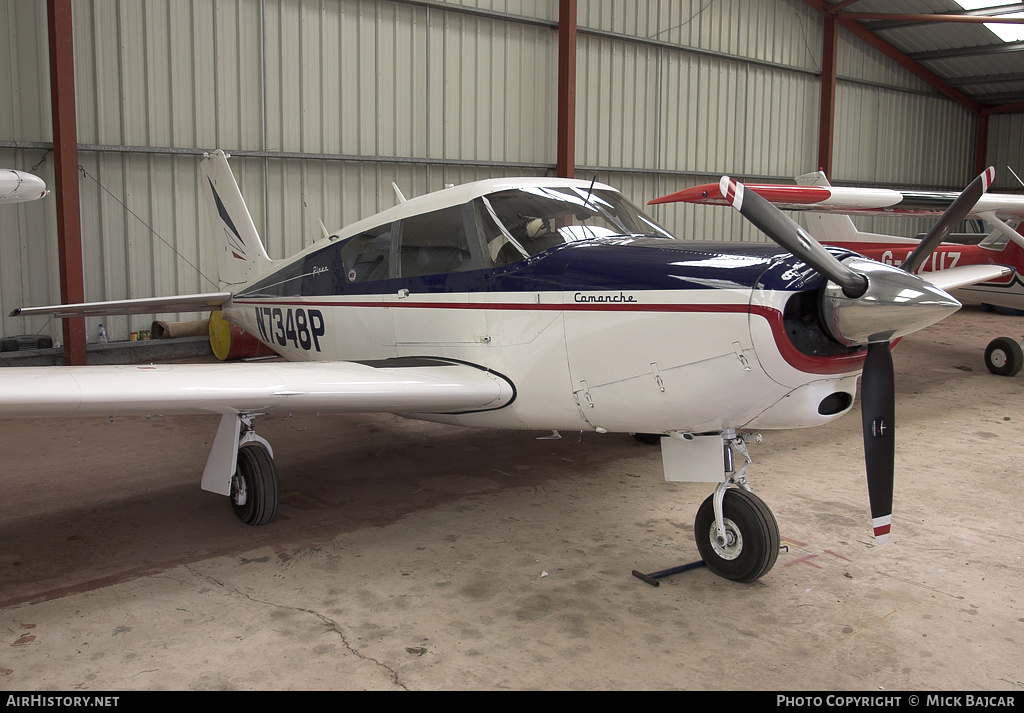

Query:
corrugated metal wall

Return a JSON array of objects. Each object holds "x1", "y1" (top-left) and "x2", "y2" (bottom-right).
[
  {"x1": 574, "y1": 0, "x2": 977, "y2": 243},
  {"x1": 987, "y1": 113, "x2": 1024, "y2": 191},
  {"x1": 0, "y1": 0, "x2": 991, "y2": 342}
]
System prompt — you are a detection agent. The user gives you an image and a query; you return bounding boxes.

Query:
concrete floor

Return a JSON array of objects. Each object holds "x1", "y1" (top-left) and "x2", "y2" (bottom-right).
[{"x1": 0, "y1": 304, "x2": 1022, "y2": 691}]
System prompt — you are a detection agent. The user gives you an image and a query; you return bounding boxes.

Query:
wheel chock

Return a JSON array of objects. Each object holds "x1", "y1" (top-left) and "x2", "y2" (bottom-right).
[{"x1": 632, "y1": 560, "x2": 705, "y2": 586}]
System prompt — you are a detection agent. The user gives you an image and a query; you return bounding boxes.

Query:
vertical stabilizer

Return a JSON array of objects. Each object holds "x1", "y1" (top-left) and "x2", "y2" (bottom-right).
[
  {"x1": 200, "y1": 150, "x2": 273, "y2": 287},
  {"x1": 795, "y1": 171, "x2": 861, "y2": 243}
]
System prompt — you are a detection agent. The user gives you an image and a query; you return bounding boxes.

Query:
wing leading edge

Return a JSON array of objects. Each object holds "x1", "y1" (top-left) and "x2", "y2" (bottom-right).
[
  {"x1": 9, "y1": 292, "x2": 233, "y2": 318},
  {"x1": 0, "y1": 358, "x2": 515, "y2": 417},
  {"x1": 650, "y1": 181, "x2": 1024, "y2": 219}
]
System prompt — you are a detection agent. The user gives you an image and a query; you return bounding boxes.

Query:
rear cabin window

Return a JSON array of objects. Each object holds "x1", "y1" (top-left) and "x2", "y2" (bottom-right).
[{"x1": 341, "y1": 224, "x2": 393, "y2": 283}]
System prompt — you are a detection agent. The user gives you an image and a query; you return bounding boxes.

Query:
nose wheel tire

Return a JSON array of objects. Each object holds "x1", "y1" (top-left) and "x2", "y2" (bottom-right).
[
  {"x1": 984, "y1": 337, "x2": 1023, "y2": 377},
  {"x1": 230, "y1": 443, "x2": 279, "y2": 526},
  {"x1": 694, "y1": 488, "x2": 779, "y2": 582}
]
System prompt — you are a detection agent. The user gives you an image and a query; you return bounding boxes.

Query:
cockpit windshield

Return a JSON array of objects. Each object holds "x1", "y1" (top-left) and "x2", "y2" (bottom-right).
[{"x1": 479, "y1": 186, "x2": 674, "y2": 264}]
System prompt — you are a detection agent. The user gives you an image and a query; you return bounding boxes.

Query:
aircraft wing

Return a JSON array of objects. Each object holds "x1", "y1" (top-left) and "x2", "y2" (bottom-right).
[
  {"x1": 9, "y1": 292, "x2": 234, "y2": 318},
  {"x1": 0, "y1": 169, "x2": 48, "y2": 203},
  {"x1": 650, "y1": 182, "x2": 1024, "y2": 219},
  {"x1": 921, "y1": 264, "x2": 1014, "y2": 292},
  {"x1": 0, "y1": 358, "x2": 515, "y2": 417}
]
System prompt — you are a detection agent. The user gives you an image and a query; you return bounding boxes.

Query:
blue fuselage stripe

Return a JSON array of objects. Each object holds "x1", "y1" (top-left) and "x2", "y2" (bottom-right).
[{"x1": 236, "y1": 237, "x2": 836, "y2": 300}]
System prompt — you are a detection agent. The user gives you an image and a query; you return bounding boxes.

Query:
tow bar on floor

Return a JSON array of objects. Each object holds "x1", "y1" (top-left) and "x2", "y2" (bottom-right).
[{"x1": 632, "y1": 559, "x2": 705, "y2": 586}]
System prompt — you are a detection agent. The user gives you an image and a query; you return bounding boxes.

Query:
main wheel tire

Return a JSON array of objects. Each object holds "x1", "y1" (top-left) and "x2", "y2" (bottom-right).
[
  {"x1": 693, "y1": 489, "x2": 780, "y2": 583},
  {"x1": 632, "y1": 433, "x2": 662, "y2": 445},
  {"x1": 984, "y1": 337, "x2": 1024, "y2": 377},
  {"x1": 230, "y1": 443, "x2": 279, "y2": 526}
]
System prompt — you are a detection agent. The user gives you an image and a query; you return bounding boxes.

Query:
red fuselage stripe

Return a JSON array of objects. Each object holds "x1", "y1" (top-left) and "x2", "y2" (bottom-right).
[{"x1": 232, "y1": 298, "x2": 866, "y2": 375}]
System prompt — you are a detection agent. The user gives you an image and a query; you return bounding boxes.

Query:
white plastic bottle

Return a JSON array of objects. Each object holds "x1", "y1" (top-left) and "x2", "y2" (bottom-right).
[{"x1": 98, "y1": 323, "x2": 108, "y2": 344}]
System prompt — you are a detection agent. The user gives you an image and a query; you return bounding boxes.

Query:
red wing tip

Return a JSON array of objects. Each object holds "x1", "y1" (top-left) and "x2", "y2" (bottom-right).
[
  {"x1": 649, "y1": 183, "x2": 725, "y2": 205},
  {"x1": 648, "y1": 181, "x2": 833, "y2": 207}
]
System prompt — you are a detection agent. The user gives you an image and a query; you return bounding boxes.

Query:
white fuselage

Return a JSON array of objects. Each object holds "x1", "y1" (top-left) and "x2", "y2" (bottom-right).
[{"x1": 225, "y1": 281, "x2": 861, "y2": 436}]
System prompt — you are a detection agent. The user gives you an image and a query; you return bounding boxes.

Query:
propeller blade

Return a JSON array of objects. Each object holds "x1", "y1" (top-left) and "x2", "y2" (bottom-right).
[
  {"x1": 720, "y1": 176, "x2": 867, "y2": 298},
  {"x1": 861, "y1": 341, "x2": 895, "y2": 544},
  {"x1": 902, "y1": 167, "x2": 995, "y2": 274}
]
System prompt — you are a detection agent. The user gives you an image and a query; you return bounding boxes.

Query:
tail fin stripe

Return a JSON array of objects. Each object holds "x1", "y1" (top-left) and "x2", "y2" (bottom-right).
[{"x1": 208, "y1": 178, "x2": 248, "y2": 259}]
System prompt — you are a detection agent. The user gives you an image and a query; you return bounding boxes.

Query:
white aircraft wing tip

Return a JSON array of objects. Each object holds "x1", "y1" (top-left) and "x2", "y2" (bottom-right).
[{"x1": 921, "y1": 264, "x2": 1013, "y2": 292}]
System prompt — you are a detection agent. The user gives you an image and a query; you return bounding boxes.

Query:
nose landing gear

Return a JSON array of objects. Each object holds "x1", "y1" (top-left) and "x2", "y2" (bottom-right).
[
  {"x1": 637, "y1": 430, "x2": 781, "y2": 585},
  {"x1": 694, "y1": 432, "x2": 780, "y2": 582},
  {"x1": 694, "y1": 487, "x2": 779, "y2": 582}
]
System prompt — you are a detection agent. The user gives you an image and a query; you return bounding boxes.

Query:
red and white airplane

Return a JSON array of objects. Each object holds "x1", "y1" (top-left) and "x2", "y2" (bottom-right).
[
  {"x1": 0, "y1": 152, "x2": 1003, "y2": 583},
  {"x1": 652, "y1": 169, "x2": 1024, "y2": 375},
  {"x1": 0, "y1": 169, "x2": 47, "y2": 204}
]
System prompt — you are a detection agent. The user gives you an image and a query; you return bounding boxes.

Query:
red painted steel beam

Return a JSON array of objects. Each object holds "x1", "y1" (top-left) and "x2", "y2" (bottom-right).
[
  {"x1": 556, "y1": 0, "x2": 577, "y2": 179},
  {"x1": 46, "y1": 0, "x2": 87, "y2": 365},
  {"x1": 818, "y1": 14, "x2": 839, "y2": 179},
  {"x1": 842, "y1": 13, "x2": 1024, "y2": 24},
  {"x1": 975, "y1": 113, "x2": 990, "y2": 178},
  {"x1": 983, "y1": 98, "x2": 1024, "y2": 115}
]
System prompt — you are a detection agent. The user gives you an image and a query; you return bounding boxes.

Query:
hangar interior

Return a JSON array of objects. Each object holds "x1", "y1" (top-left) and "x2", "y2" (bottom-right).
[
  {"x1": 4, "y1": 0, "x2": 1024, "y2": 347},
  {"x1": 1, "y1": 0, "x2": 1023, "y2": 692}
]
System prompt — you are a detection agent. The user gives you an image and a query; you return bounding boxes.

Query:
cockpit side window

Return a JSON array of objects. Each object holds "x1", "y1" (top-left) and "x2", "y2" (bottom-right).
[
  {"x1": 397, "y1": 204, "x2": 487, "y2": 278},
  {"x1": 480, "y1": 187, "x2": 674, "y2": 264},
  {"x1": 341, "y1": 224, "x2": 393, "y2": 283}
]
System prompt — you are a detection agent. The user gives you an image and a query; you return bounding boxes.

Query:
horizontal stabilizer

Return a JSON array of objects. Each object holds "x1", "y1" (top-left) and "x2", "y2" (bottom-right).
[
  {"x1": 10, "y1": 292, "x2": 233, "y2": 318},
  {"x1": 918, "y1": 264, "x2": 1013, "y2": 292}
]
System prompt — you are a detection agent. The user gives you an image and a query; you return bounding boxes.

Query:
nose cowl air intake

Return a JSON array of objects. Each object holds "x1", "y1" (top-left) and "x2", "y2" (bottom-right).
[{"x1": 821, "y1": 258, "x2": 961, "y2": 347}]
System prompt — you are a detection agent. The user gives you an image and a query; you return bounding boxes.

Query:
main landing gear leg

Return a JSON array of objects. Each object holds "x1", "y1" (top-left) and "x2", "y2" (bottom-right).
[
  {"x1": 201, "y1": 413, "x2": 280, "y2": 526},
  {"x1": 231, "y1": 416, "x2": 279, "y2": 526}
]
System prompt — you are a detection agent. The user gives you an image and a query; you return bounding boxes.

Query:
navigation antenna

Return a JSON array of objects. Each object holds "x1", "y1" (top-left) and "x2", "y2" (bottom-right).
[
  {"x1": 584, "y1": 174, "x2": 597, "y2": 208},
  {"x1": 392, "y1": 182, "x2": 408, "y2": 204},
  {"x1": 1008, "y1": 166, "x2": 1024, "y2": 189}
]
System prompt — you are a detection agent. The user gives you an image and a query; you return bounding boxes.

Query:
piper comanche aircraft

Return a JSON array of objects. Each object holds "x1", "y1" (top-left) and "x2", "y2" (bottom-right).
[
  {"x1": 652, "y1": 169, "x2": 1024, "y2": 376},
  {"x1": 1, "y1": 151, "x2": 1005, "y2": 583}
]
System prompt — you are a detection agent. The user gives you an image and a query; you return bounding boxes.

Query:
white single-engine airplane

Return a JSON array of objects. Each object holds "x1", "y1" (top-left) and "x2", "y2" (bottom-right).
[
  {"x1": 0, "y1": 169, "x2": 47, "y2": 204},
  {"x1": 0, "y1": 151, "x2": 1004, "y2": 583},
  {"x1": 652, "y1": 170, "x2": 1024, "y2": 375}
]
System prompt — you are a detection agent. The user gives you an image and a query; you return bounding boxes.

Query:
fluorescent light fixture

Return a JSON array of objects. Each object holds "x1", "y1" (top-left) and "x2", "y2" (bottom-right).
[{"x1": 952, "y1": 1, "x2": 1024, "y2": 42}]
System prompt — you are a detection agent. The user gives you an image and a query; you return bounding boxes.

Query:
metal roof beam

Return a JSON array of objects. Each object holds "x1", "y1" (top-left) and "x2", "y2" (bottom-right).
[
  {"x1": 970, "y1": 89, "x2": 1024, "y2": 103},
  {"x1": 802, "y1": 0, "x2": 985, "y2": 115},
  {"x1": 910, "y1": 41, "x2": 1024, "y2": 61},
  {"x1": 848, "y1": 11, "x2": 1024, "y2": 25},
  {"x1": 949, "y1": 71, "x2": 1024, "y2": 86},
  {"x1": 852, "y1": 3, "x2": 1024, "y2": 31}
]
